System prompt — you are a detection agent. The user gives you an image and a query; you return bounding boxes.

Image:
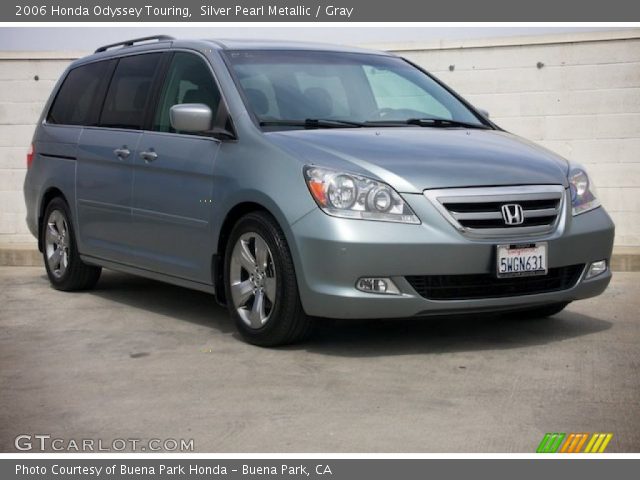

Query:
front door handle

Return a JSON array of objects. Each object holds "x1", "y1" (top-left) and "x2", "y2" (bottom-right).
[
  {"x1": 113, "y1": 147, "x2": 130, "y2": 159},
  {"x1": 140, "y1": 150, "x2": 158, "y2": 162}
]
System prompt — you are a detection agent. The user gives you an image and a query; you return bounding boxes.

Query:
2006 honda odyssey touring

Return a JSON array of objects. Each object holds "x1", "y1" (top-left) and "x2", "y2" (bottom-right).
[{"x1": 24, "y1": 35, "x2": 615, "y2": 346}]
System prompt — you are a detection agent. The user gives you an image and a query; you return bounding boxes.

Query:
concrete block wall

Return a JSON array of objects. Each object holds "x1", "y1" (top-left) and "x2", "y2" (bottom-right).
[
  {"x1": 390, "y1": 30, "x2": 640, "y2": 246},
  {"x1": 0, "y1": 53, "x2": 77, "y2": 245},
  {"x1": 0, "y1": 30, "x2": 639, "y2": 246}
]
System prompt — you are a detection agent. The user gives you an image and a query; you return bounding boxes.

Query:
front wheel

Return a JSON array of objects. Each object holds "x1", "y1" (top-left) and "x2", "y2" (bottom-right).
[
  {"x1": 42, "y1": 197, "x2": 101, "y2": 291},
  {"x1": 224, "y1": 211, "x2": 313, "y2": 346}
]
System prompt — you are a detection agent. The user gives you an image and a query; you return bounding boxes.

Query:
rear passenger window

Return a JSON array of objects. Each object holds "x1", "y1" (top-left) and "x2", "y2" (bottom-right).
[
  {"x1": 47, "y1": 60, "x2": 112, "y2": 126},
  {"x1": 153, "y1": 52, "x2": 221, "y2": 134},
  {"x1": 99, "y1": 53, "x2": 162, "y2": 130}
]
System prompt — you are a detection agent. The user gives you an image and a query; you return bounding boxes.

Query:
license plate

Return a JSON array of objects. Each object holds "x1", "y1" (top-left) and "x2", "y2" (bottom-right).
[{"x1": 496, "y1": 243, "x2": 547, "y2": 278}]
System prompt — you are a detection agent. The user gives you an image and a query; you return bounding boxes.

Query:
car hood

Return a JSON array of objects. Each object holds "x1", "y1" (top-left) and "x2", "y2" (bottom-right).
[{"x1": 267, "y1": 128, "x2": 570, "y2": 193}]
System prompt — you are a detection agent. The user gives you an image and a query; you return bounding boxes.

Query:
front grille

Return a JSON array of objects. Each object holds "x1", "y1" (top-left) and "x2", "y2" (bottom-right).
[
  {"x1": 424, "y1": 185, "x2": 566, "y2": 238},
  {"x1": 406, "y1": 264, "x2": 584, "y2": 301}
]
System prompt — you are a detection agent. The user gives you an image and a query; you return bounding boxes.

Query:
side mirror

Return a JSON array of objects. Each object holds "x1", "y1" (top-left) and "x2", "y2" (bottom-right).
[
  {"x1": 478, "y1": 108, "x2": 490, "y2": 118},
  {"x1": 170, "y1": 103, "x2": 212, "y2": 132}
]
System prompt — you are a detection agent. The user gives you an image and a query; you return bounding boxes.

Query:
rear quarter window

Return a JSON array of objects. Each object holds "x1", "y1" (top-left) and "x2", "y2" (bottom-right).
[{"x1": 47, "y1": 60, "x2": 113, "y2": 126}]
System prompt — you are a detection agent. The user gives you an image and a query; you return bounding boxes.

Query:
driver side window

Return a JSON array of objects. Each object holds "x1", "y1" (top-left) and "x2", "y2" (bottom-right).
[
  {"x1": 364, "y1": 66, "x2": 452, "y2": 120},
  {"x1": 154, "y1": 52, "x2": 221, "y2": 134}
]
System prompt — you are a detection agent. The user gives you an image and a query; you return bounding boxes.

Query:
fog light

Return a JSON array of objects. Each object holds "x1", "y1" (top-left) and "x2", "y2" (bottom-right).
[
  {"x1": 356, "y1": 277, "x2": 400, "y2": 295},
  {"x1": 586, "y1": 260, "x2": 607, "y2": 279}
]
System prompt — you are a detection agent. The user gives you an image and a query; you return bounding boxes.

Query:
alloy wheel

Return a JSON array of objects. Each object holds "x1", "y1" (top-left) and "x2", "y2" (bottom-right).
[
  {"x1": 45, "y1": 209, "x2": 70, "y2": 278},
  {"x1": 229, "y1": 232, "x2": 277, "y2": 329}
]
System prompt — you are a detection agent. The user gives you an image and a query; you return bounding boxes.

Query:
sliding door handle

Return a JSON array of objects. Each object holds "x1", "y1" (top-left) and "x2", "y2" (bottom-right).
[
  {"x1": 140, "y1": 150, "x2": 158, "y2": 162},
  {"x1": 113, "y1": 147, "x2": 130, "y2": 159}
]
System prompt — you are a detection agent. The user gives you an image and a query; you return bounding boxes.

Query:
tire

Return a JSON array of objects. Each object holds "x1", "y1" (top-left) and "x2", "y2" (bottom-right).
[
  {"x1": 42, "y1": 197, "x2": 101, "y2": 291},
  {"x1": 506, "y1": 302, "x2": 569, "y2": 319},
  {"x1": 224, "y1": 211, "x2": 313, "y2": 346}
]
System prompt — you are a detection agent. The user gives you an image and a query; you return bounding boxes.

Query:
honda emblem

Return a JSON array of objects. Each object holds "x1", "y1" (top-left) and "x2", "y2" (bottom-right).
[{"x1": 501, "y1": 204, "x2": 524, "y2": 225}]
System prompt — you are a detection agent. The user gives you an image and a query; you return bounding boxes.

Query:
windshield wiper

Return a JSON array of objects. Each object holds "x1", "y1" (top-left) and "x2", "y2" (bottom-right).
[
  {"x1": 365, "y1": 118, "x2": 490, "y2": 129},
  {"x1": 259, "y1": 118, "x2": 365, "y2": 129},
  {"x1": 259, "y1": 117, "x2": 489, "y2": 130},
  {"x1": 406, "y1": 118, "x2": 490, "y2": 129}
]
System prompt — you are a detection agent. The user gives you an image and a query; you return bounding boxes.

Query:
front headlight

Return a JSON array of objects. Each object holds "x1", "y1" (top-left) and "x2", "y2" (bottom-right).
[
  {"x1": 568, "y1": 164, "x2": 600, "y2": 216},
  {"x1": 304, "y1": 166, "x2": 420, "y2": 224}
]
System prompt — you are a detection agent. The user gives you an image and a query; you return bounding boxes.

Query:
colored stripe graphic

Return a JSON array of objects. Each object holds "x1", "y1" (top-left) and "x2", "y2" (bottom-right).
[
  {"x1": 559, "y1": 433, "x2": 574, "y2": 453},
  {"x1": 536, "y1": 433, "x2": 565, "y2": 453},
  {"x1": 584, "y1": 433, "x2": 598, "y2": 453},
  {"x1": 573, "y1": 433, "x2": 589, "y2": 453},
  {"x1": 591, "y1": 433, "x2": 606, "y2": 452},
  {"x1": 584, "y1": 433, "x2": 613, "y2": 453},
  {"x1": 597, "y1": 433, "x2": 613, "y2": 453},
  {"x1": 536, "y1": 433, "x2": 553, "y2": 453},
  {"x1": 560, "y1": 433, "x2": 582, "y2": 453},
  {"x1": 536, "y1": 432, "x2": 613, "y2": 453}
]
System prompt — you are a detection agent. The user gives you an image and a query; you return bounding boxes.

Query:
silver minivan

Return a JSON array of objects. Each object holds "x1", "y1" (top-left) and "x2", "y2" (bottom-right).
[{"x1": 24, "y1": 35, "x2": 614, "y2": 346}]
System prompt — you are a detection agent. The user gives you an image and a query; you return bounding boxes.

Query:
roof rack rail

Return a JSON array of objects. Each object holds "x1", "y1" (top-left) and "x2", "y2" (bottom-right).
[{"x1": 95, "y1": 35, "x2": 175, "y2": 53}]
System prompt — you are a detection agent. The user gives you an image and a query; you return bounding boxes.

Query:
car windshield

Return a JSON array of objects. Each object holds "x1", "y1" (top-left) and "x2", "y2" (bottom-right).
[{"x1": 224, "y1": 50, "x2": 488, "y2": 130}]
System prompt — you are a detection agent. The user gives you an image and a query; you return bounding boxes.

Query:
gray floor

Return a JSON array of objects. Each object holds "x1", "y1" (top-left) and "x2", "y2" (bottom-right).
[{"x1": 1, "y1": 266, "x2": 638, "y2": 453}]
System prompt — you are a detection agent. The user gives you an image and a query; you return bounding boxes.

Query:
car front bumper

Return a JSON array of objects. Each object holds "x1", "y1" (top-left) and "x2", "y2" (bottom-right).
[{"x1": 289, "y1": 192, "x2": 615, "y2": 319}]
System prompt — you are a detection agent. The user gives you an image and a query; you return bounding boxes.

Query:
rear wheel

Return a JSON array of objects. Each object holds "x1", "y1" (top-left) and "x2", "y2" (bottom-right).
[
  {"x1": 224, "y1": 211, "x2": 313, "y2": 346},
  {"x1": 42, "y1": 197, "x2": 101, "y2": 291}
]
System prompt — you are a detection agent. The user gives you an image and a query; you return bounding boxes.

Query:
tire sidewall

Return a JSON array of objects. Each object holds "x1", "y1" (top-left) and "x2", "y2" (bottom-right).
[
  {"x1": 224, "y1": 213, "x2": 299, "y2": 343},
  {"x1": 42, "y1": 198, "x2": 77, "y2": 287}
]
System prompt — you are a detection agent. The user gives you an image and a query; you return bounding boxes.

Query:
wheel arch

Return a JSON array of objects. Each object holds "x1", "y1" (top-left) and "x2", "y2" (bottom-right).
[{"x1": 212, "y1": 197, "x2": 303, "y2": 306}]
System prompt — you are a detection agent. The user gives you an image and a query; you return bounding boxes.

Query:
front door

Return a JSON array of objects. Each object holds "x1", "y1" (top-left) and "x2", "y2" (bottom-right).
[{"x1": 130, "y1": 52, "x2": 222, "y2": 283}]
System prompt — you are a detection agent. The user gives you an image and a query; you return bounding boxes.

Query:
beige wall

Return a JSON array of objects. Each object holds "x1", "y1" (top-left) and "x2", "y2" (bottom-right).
[
  {"x1": 0, "y1": 53, "x2": 75, "y2": 244},
  {"x1": 1, "y1": 30, "x2": 639, "y2": 245}
]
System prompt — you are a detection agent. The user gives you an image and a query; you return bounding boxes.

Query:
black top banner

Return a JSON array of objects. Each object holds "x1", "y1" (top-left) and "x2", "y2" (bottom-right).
[{"x1": 5, "y1": 0, "x2": 640, "y2": 22}]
